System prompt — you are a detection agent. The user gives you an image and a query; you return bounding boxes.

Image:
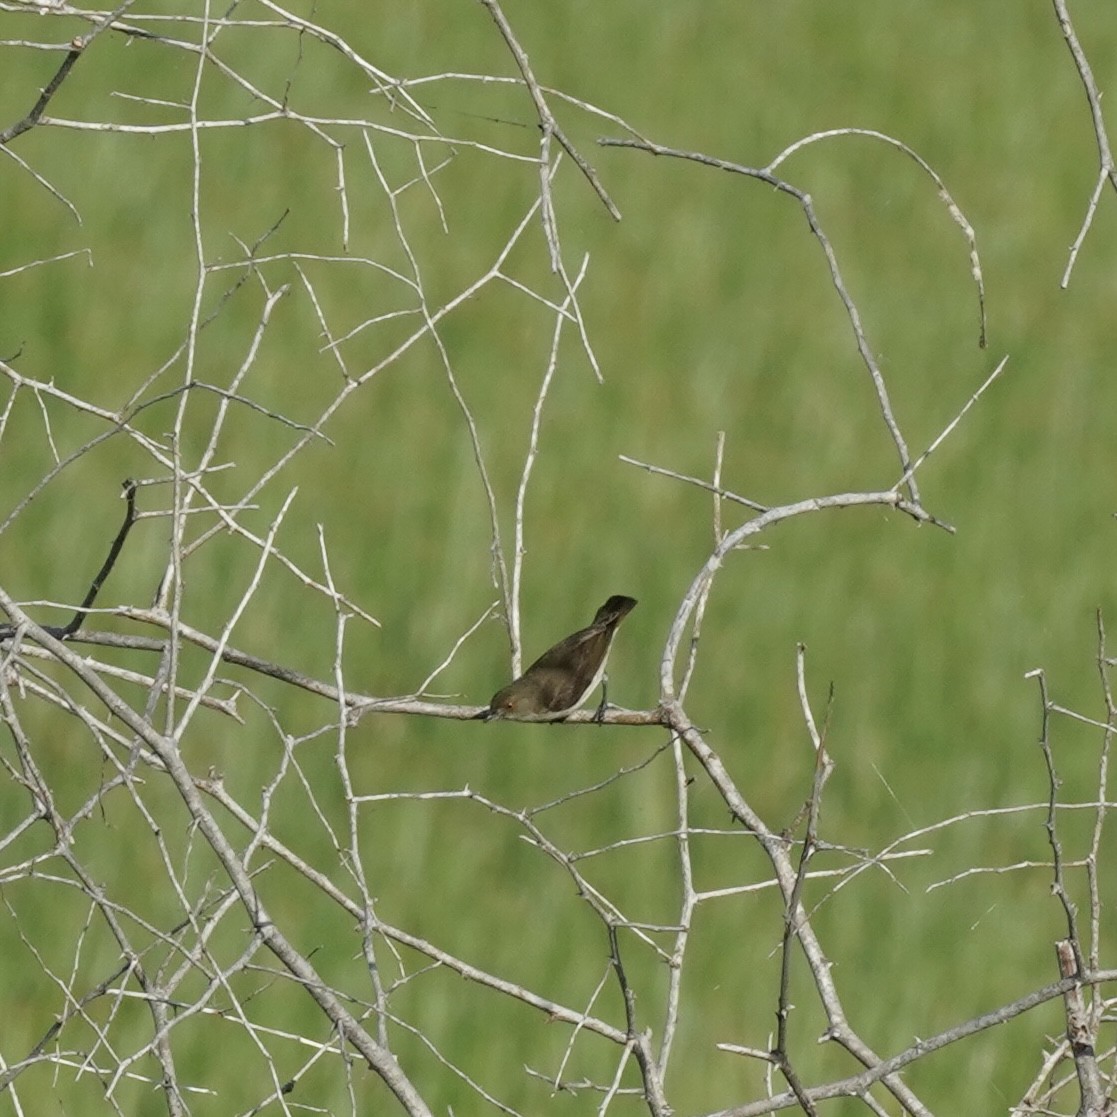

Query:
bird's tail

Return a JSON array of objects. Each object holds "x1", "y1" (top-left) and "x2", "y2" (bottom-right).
[{"x1": 593, "y1": 595, "x2": 637, "y2": 628}]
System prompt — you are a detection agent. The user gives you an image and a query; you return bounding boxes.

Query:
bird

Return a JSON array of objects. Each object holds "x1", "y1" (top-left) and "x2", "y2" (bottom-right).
[{"x1": 481, "y1": 595, "x2": 637, "y2": 722}]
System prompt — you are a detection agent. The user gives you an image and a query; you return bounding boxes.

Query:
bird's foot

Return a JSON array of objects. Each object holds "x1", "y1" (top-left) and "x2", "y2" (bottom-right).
[{"x1": 592, "y1": 675, "x2": 615, "y2": 724}]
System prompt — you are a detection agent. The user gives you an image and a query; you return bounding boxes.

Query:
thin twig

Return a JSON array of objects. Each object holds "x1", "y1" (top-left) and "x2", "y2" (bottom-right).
[
  {"x1": 1051, "y1": 0, "x2": 1117, "y2": 288},
  {"x1": 478, "y1": 0, "x2": 621, "y2": 226}
]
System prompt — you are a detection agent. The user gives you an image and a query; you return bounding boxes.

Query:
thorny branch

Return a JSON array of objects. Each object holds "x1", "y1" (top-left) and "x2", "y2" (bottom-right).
[
  {"x1": 1051, "y1": 0, "x2": 1117, "y2": 287},
  {"x1": 599, "y1": 132, "x2": 986, "y2": 506},
  {"x1": 0, "y1": 478, "x2": 137, "y2": 641},
  {"x1": 0, "y1": 4, "x2": 1114, "y2": 1117},
  {"x1": 0, "y1": 0, "x2": 139, "y2": 147}
]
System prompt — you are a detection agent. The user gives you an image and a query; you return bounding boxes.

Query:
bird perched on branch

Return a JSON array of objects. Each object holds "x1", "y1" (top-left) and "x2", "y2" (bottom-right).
[{"x1": 481, "y1": 595, "x2": 637, "y2": 722}]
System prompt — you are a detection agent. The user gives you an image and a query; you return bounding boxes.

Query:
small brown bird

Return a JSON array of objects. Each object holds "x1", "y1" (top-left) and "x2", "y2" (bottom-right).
[{"x1": 482, "y1": 595, "x2": 637, "y2": 722}]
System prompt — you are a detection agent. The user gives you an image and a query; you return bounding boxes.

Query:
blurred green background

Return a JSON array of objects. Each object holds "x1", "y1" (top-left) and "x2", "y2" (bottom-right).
[{"x1": 1, "y1": 2, "x2": 1115, "y2": 1114}]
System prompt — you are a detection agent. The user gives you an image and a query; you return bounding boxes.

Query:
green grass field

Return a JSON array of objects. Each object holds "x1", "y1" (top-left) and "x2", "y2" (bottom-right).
[{"x1": 1, "y1": 3, "x2": 1115, "y2": 1115}]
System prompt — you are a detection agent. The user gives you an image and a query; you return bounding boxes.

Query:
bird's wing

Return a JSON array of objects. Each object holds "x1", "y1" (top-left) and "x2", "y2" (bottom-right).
[
  {"x1": 528, "y1": 666, "x2": 587, "y2": 713},
  {"x1": 525, "y1": 624, "x2": 602, "y2": 673}
]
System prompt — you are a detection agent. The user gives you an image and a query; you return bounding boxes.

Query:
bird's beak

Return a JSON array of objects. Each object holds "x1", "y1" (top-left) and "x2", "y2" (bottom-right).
[{"x1": 476, "y1": 706, "x2": 497, "y2": 721}]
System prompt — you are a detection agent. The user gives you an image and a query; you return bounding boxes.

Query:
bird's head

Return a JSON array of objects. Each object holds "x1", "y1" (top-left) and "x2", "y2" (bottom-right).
[
  {"x1": 481, "y1": 678, "x2": 556, "y2": 721},
  {"x1": 482, "y1": 685, "x2": 523, "y2": 721}
]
